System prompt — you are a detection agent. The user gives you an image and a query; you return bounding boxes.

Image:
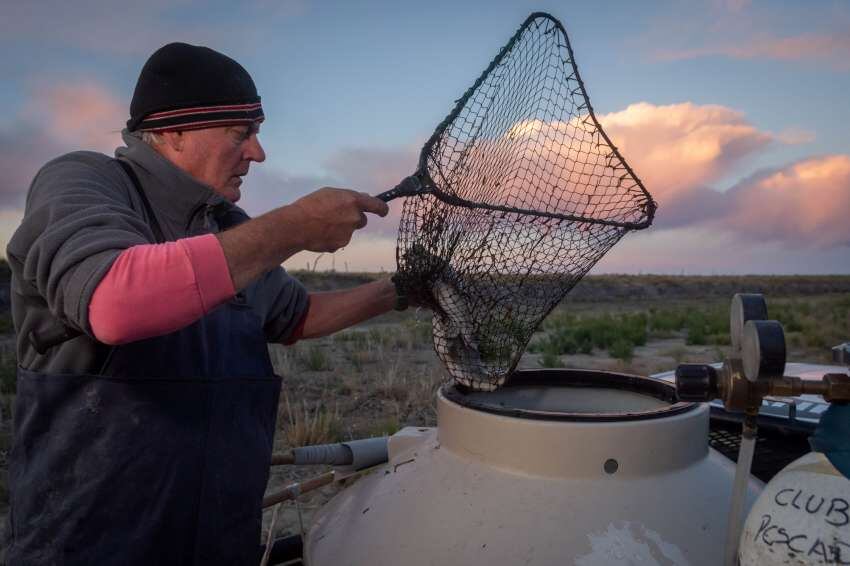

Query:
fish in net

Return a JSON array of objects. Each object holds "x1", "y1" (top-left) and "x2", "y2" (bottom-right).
[{"x1": 378, "y1": 12, "x2": 656, "y2": 391}]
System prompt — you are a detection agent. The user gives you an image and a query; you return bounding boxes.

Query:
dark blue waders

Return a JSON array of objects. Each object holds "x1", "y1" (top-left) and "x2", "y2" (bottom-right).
[{"x1": 6, "y1": 160, "x2": 282, "y2": 565}]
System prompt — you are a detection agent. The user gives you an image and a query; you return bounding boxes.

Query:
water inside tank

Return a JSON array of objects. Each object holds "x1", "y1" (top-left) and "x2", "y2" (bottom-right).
[
  {"x1": 464, "y1": 385, "x2": 670, "y2": 413},
  {"x1": 443, "y1": 370, "x2": 689, "y2": 420}
]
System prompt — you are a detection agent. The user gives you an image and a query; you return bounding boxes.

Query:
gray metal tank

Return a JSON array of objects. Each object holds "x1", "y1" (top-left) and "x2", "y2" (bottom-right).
[{"x1": 305, "y1": 369, "x2": 762, "y2": 565}]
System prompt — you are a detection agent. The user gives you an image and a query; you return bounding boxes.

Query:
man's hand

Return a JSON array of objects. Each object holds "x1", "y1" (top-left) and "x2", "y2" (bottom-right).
[
  {"x1": 217, "y1": 187, "x2": 389, "y2": 291},
  {"x1": 290, "y1": 188, "x2": 389, "y2": 253}
]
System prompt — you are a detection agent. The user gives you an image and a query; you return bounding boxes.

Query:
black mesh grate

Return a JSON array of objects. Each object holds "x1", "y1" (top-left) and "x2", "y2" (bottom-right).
[
  {"x1": 393, "y1": 13, "x2": 655, "y2": 390},
  {"x1": 708, "y1": 421, "x2": 812, "y2": 483}
]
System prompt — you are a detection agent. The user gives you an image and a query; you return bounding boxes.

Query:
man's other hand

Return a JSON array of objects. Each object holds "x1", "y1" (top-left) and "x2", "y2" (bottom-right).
[{"x1": 290, "y1": 188, "x2": 389, "y2": 253}]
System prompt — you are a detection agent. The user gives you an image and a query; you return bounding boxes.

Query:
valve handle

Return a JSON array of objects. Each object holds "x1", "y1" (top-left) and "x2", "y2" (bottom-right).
[{"x1": 675, "y1": 364, "x2": 719, "y2": 402}]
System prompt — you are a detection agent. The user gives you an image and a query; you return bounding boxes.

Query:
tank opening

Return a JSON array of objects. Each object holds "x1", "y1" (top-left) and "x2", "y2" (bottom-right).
[{"x1": 442, "y1": 369, "x2": 696, "y2": 422}]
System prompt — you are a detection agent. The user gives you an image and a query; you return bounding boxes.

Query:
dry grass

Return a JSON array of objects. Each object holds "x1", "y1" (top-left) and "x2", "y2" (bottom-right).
[{"x1": 282, "y1": 392, "x2": 342, "y2": 448}]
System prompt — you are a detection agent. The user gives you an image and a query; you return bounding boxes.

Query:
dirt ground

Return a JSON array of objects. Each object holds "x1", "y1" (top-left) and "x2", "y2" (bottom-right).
[{"x1": 0, "y1": 272, "x2": 848, "y2": 556}]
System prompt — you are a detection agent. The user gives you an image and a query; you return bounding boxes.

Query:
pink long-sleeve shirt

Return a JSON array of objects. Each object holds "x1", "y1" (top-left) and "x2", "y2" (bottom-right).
[
  {"x1": 89, "y1": 234, "x2": 235, "y2": 345},
  {"x1": 90, "y1": 234, "x2": 310, "y2": 346}
]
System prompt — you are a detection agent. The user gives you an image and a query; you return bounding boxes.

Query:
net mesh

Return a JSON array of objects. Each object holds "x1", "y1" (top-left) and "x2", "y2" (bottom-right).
[{"x1": 395, "y1": 13, "x2": 655, "y2": 391}]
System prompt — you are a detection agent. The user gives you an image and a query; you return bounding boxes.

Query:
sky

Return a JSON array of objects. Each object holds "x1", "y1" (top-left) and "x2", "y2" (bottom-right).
[{"x1": 1, "y1": 0, "x2": 849, "y2": 274}]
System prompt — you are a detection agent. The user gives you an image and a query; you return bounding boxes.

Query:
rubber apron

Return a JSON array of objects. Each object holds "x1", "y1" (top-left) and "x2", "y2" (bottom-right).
[{"x1": 6, "y1": 159, "x2": 280, "y2": 565}]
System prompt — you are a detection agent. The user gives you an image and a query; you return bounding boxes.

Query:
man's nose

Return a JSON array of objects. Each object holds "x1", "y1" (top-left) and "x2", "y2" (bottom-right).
[{"x1": 245, "y1": 134, "x2": 266, "y2": 163}]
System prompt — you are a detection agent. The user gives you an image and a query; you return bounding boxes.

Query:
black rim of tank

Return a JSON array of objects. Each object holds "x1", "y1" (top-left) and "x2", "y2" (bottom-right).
[{"x1": 442, "y1": 369, "x2": 697, "y2": 422}]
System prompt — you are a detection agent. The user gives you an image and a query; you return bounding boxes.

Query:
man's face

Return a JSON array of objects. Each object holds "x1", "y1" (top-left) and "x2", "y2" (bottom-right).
[{"x1": 173, "y1": 123, "x2": 266, "y2": 203}]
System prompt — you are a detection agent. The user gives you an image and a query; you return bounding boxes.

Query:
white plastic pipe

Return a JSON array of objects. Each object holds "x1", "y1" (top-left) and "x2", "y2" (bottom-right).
[{"x1": 724, "y1": 415, "x2": 757, "y2": 566}]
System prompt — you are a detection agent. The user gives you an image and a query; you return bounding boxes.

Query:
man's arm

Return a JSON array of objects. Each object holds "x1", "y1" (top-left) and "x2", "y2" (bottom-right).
[
  {"x1": 217, "y1": 188, "x2": 389, "y2": 291},
  {"x1": 299, "y1": 278, "x2": 397, "y2": 340},
  {"x1": 88, "y1": 186, "x2": 388, "y2": 345}
]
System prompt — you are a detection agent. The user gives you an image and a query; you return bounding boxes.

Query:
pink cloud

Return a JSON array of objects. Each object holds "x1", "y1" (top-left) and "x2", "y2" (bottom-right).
[
  {"x1": 0, "y1": 79, "x2": 125, "y2": 208},
  {"x1": 0, "y1": 125, "x2": 61, "y2": 208},
  {"x1": 434, "y1": 103, "x2": 848, "y2": 251},
  {"x1": 24, "y1": 80, "x2": 126, "y2": 153},
  {"x1": 654, "y1": 33, "x2": 850, "y2": 69},
  {"x1": 462, "y1": 102, "x2": 771, "y2": 229},
  {"x1": 722, "y1": 155, "x2": 850, "y2": 248},
  {"x1": 776, "y1": 128, "x2": 816, "y2": 145},
  {"x1": 597, "y1": 102, "x2": 773, "y2": 200}
]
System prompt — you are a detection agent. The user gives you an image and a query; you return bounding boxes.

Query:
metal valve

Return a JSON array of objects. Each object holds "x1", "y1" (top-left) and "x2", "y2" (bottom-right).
[
  {"x1": 740, "y1": 320, "x2": 785, "y2": 382},
  {"x1": 834, "y1": 342, "x2": 850, "y2": 366},
  {"x1": 675, "y1": 364, "x2": 718, "y2": 402},
  {"x1": 674, "y1": 293, "x2": 850, "y2": 411},
  {"x1": 729, "y1": 293, "x2": 767, "y2": 354}
]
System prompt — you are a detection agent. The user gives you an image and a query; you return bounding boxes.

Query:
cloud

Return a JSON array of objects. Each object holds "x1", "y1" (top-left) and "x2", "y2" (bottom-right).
[
  {"x1": 24, "y1": 80, "x2": 126, "y2": 152},
  {"x1": 324, "y1": 146, "x2": 419, "y2": 237},
  {"x1": 469, "y1": 104, "x2": 849, "y2": 252},
  {"x1": 0, "y1": 79, "x2": 125, "y2": 209},
  {"x1": 489, "y1": 102, "x2": 772, "y2": 229},
  {"x1": 776, "y1": 128, "x2": 816, "y2": 145},
  {"x1": 0, "y1": 123, "x2": 62, "y2": 208},
  {"x1": 0, "y1": 0, "x2": 307, "y2": 57},
  {"x1": 593, "y1": 105, "x2": 850, "y2": 247},
  {"x1": 3, "y1": 88, "x2": 846, "y2": 271},
  {"x1": 597, "y1": 102, "x2": 772, "y2": 202},
  {"x1": 654, "y1": 33, "x2": 850, "y2": 69},
  {"x1": 721, "y1": 155, "x2": 850, "y2": 248}
]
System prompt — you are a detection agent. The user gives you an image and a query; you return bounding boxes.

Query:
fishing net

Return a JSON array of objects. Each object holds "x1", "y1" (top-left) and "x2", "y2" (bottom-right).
[{"x1": 383, "y1": 12, "x2": 656, "y2": 391}]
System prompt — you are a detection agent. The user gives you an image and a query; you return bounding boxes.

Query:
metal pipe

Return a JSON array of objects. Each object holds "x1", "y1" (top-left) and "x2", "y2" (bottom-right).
[
  {"x1": 262, "y1": 471, "x2": 336, "y2": 509},
  {"x1": 723, "y1": 411, "x2": 758, "y2": 566}
]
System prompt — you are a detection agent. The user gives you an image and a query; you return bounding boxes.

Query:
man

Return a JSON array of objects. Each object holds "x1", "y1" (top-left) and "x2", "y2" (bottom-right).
[{"x1": 5, "y1": 43, "x2": 404, "y2": 564}]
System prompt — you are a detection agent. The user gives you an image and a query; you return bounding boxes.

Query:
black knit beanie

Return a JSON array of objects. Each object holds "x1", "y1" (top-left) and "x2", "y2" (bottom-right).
[{"x1": 127, "y1": 42, "x2": 264, "y2": 132}]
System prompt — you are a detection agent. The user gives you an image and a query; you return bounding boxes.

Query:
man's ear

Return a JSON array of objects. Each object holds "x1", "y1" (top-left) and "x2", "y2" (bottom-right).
[{"x1": 160, "y1": 130, "x2": 185, "y2": 152}]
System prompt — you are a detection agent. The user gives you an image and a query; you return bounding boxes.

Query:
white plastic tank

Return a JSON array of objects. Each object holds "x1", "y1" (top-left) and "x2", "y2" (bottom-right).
[
  {"x1": 306, "y1": 369, "x2": 762, "y2": 565},
  {"x1": 739, "y1": 451, "x2": 849, "y2": 565}
]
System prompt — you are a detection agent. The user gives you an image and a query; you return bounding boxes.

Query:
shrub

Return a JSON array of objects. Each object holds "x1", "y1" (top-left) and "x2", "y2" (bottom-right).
[
  {"x1": 538, "y1": 351, "x2": 562, "y2": 368},
  {"x1": 608, "y1": 339, "x2": 634, "y2": 362},
  {"x1": 686, "y1": 324, "x2": 708, "y2": 346},
  {"x1": 648, "y1": 308, "x2": 687, "y2": 335},
  {"x1": 301, "y1": 346, "x2": 332, "y2": 371}
]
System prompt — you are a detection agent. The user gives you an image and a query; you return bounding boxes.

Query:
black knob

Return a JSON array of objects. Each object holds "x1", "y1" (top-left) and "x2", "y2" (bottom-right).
[{"x1": 675, "y1": 364, "x2": 719, "y2": 402}]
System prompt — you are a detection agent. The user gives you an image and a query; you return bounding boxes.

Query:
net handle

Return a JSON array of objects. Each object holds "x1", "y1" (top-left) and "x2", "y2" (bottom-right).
[{"x1": 376, "y1": 175, "x2": 429, "y2": 202}]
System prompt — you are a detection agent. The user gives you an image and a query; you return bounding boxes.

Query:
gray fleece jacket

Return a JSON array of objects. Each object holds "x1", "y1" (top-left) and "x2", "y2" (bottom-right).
[{"x1": 6, "y1": 130, "x2": 308, "y2": 374}]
